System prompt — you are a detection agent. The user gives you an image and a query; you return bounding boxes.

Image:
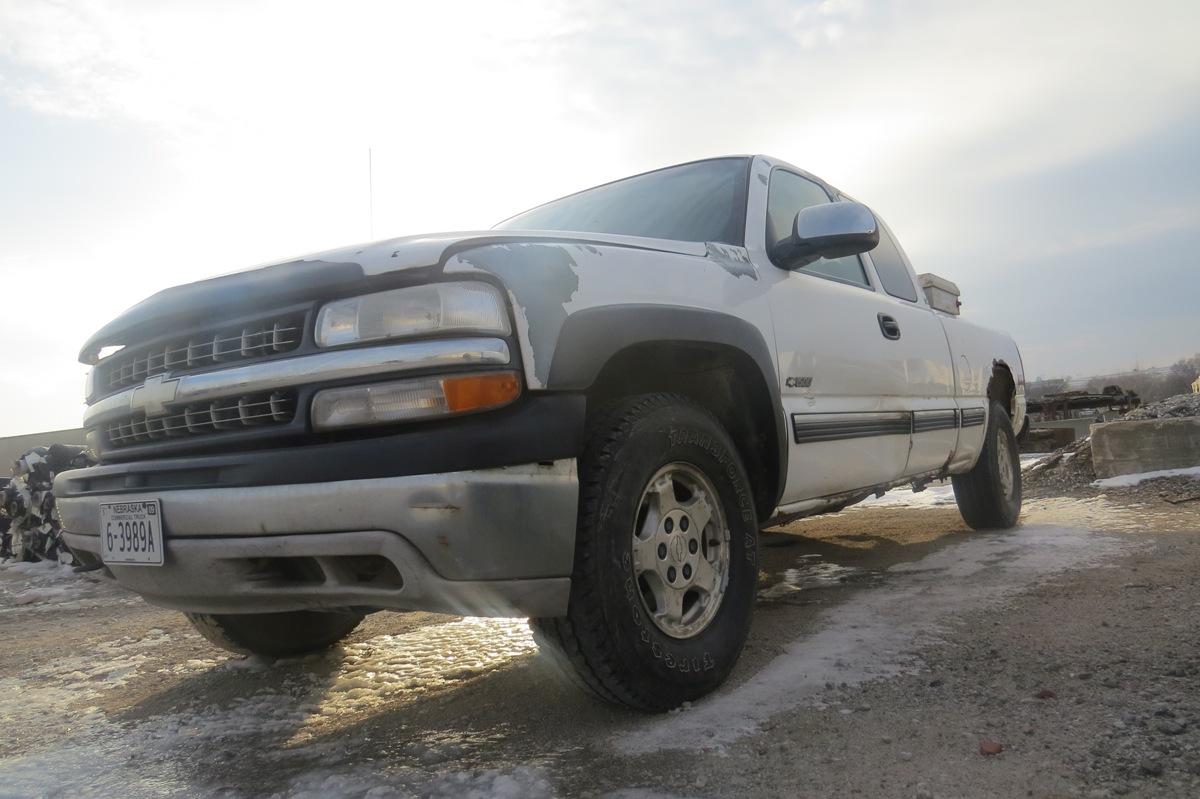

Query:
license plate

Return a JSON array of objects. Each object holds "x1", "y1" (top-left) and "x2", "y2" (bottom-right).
[{"x1": 100, "y1": 500, "x2": 165, "y2": 566}]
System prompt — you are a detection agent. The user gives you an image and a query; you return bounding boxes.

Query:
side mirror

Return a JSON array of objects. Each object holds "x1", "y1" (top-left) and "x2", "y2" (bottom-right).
[{"x1": 772, "y1": 201, "x2": 879, "y2": 270}]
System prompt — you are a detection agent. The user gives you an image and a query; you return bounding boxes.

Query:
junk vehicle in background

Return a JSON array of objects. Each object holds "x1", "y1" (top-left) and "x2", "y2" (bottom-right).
[
  {"x1": 56, "y1": 156, "x2": 1025, "y2": 710},
  {"x1": 3, "y1": 445, "x2": 96, "y2": 562}
]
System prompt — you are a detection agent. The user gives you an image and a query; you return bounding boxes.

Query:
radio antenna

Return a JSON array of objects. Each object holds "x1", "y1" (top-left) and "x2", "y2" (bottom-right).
[{"x1": 368, "y1": 147, "x2": 375, "y2": 239}]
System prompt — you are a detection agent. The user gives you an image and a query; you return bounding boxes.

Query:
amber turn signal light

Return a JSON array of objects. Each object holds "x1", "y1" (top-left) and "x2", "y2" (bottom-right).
[{"x1": 441, "y1": 372, "x2": 522, "y2": 413}]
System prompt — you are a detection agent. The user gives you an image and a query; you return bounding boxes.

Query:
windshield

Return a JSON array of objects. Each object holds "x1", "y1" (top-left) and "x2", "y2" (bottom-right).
[{"x1": 495, "y1": 157, "x2": 750, "y2": 245}]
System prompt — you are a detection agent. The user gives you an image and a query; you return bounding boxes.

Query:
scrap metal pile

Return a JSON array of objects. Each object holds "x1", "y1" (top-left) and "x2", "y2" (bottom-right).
[
  {"x1": 1, "y1": 444, "x2": 96, "y2": 563},
  {"x1": 1026, "y1": 385, "x2": 1141, "y2": 422}
]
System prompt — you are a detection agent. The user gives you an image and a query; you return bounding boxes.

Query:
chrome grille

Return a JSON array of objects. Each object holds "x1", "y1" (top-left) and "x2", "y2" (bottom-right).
[
  {"x1": 101, "y1": 315, "x2": 304, "y2": 393},
  {"x1": 105, "y1": 391, "x2": 296, "y2": 448}
]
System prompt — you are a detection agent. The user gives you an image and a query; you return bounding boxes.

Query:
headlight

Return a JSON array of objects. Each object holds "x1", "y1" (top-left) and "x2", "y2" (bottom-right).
[
  {"x1": 315, "y1": 281, "x2": 510, "y2": 348},
  {"x1": 311, "y1": 371, "x2": 521, "y2": 431}
]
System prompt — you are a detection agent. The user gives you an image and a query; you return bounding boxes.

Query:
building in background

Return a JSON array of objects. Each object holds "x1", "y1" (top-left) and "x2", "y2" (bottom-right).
[{"x1": 0, "y1": 428, "x2": 88, "y2": 471}]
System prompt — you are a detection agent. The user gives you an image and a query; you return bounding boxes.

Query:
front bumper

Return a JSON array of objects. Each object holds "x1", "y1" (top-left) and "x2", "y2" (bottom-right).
[{"x1": 59, "y1": 461, "x2": 578, "y2": 617}]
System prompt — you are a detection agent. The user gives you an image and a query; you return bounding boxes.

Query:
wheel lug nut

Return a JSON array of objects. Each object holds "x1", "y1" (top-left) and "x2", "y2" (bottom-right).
[
  {"x1": 667, "y1": 566, "x2": 676, "y2": 583},
  {"x1": 664, "y1": 517, "x2": 674, "y2": 533},
  {"x1": 682, "y1": 564, "x2": 692, "y2": 580},
  {"x1": 688, "y1": 539, "x2": 698, "y2": 554},
  {"x1": 680, "y1": 516, "x2": 690, "y2": 531},
  {"x1": 657, "y1": 543, "x2": 667, "y2": 560}
]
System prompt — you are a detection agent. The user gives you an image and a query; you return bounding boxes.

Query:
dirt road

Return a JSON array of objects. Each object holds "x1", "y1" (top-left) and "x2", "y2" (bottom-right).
[{"x1": 2, "y1": 491, "x2": 1198, "y2": 798}]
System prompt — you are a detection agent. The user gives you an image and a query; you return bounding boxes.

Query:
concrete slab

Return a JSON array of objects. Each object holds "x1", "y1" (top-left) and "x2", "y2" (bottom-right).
[{"x1": 1091, "y1": 417, "x2": 1200, "y2": 479}]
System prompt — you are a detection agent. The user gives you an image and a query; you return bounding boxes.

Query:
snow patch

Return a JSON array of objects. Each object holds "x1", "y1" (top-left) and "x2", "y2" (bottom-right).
[
  {"x1": 1, "y1": 559, "x2": 80, "y2": 579},
  {"x1": 0, "y1": 558, "x2": 132, "y2": 613},
  {"x1": 835, "y1": 455, "x2": 1042, "y2": 511},
  {"x1": 1093, "y1": 465, "x2": 1200, "y2": 488},
  {"x1": 851, "y1": 481, "x2": 957, "y2": 509}
]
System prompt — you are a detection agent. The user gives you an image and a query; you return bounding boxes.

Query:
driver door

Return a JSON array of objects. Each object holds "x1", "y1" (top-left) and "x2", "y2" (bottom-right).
[{"x1": 759, "y1": 170, "x2": 913, "y2": 502}]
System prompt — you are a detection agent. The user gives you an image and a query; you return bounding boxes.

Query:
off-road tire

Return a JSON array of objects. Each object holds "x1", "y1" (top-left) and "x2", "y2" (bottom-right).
[
  {"x1": 952, "y1": 401, "x2": 1022, "y2": 529},
  {"x1": 532, "y1": 393, "x2": 759, "y2": 711},
  {"x1": 1016, "y1": 414, "x2": 1031, "y2": 444},
  {"x1": 185, "y1": 610, "x2": 364, "y2": 658}
]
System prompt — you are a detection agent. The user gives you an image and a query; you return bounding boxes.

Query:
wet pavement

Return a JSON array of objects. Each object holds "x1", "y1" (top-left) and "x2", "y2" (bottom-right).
[{"x1": 0, "y1": 495, "x2": 1195, "y2": 798}]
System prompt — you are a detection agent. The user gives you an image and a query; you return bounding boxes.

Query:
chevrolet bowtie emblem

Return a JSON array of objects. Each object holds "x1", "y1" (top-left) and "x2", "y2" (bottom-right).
[{"x1": 129, "y1": 374, "x2": 180, "y2": 417}]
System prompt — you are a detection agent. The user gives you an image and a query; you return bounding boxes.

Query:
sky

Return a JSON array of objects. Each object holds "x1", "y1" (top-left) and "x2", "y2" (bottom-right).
[{"x1": 1, "y1": 0, "x2": 1198, "y2": 436}]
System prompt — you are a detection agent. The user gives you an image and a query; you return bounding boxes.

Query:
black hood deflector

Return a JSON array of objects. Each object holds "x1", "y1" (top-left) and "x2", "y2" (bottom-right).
[{"x1": 79, "y1": 259, "x2": 364, "y2": 363}]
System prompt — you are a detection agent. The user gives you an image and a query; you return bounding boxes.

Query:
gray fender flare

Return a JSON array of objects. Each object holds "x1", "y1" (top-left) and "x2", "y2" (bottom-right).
[{"x1": 547, "y1": 304, "x2": 787, "y2": 511}]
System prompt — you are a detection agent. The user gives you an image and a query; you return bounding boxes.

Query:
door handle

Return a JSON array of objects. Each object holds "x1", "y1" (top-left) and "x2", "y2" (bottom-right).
[{"x1": 878, "y1": 313, "x2": 901, "y2": 340}]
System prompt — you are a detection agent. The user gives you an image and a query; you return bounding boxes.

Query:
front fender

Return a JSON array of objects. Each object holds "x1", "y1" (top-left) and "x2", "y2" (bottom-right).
[
  {"x1": 441, "y1": 241, "x2": 785, "y2": 509},
  {"x1": 549, "y1": 303, "x2": 788, "y2": 514}
]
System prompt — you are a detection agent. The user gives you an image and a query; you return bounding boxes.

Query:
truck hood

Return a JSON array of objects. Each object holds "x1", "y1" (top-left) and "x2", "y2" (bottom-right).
[{"x1": 79, "y1": 230, "x2": 707, "y2": 363}]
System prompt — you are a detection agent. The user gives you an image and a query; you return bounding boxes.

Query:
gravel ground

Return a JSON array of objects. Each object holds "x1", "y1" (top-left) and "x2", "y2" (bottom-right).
[
  {"x1": 704, "y1": 526, "x2": 1200, "y2": 799},
  {"x1": 1, "y1": 494, "x2": 1198, "y2": 798}
]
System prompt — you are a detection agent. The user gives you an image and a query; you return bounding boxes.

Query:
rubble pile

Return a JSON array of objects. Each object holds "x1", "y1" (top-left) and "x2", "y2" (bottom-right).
[
  {"x1": 1023, "y1": 436, "x2": 1096, "y2": 494},
  {"x1": 1, "y1": 444, "x2": 96, "y2": 563},
  {"x1": 1024, "y1": 392, "x2": 1200, "y2": 496},
  {"x1": 1121, "y1": 392, "x2": 1200, "y2": 421}
]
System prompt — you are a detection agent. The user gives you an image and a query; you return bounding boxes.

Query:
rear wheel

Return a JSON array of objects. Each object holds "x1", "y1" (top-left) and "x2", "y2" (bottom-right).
[
  {"x1": 952, "y1": 401, "x2": 1022, "y2": 529},
  {"x1": 533, "y1": 393, "x2": 759, "y2": 711},
  {"x1": 185, "y1": 609, "x2": 364, "y2": 657}
]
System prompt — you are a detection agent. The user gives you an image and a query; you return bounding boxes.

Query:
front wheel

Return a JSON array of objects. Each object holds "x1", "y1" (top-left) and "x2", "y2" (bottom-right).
[
  {"x1": 185, "y1": 609, "x2": 364, "y2": 657},
  {"x1": 533, "y1": 393, "x2": 759, "y2": 711},
  {"x1": 952, "y1": 401, "x2": 1022, "y2": 529}
]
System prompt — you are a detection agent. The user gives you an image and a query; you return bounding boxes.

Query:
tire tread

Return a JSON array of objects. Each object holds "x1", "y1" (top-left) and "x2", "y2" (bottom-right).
[
  {"x1": 952, "y1": 400, "x2": 1022, "y2": 530},
  {"x1": 185, "y1": 610, "x2": 363, "y2": 658},
  {"x1": 533, "y1": 392, "x2": 734, "y2": 710}
]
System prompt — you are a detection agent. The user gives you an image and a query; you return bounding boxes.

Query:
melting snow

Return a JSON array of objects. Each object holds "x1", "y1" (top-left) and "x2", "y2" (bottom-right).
[
  {"x1": 275, "y1": 764, "x2": 555, "y2": 799},
  {"x1": 617, "y1": 524, "x2": 1136, "y2": 754},
  {"x1": 0, "y1": 617, "x2": 539, "y2": 798},
  {"x1": 0, "y1": 558, "x2": 133, "y2": 613},
  {"x1": 853, "y1": 481, "x2": 958, "y2": 509},
  {"x1": 759, "y1": 554, "x2": 876, "y2": 601},
  {"x1": 1093, "y1": 465, "x2": 1200, "y2": 488},
  {"x1": 844, "y1": 454, "x2": 1044, "y2": 510}
]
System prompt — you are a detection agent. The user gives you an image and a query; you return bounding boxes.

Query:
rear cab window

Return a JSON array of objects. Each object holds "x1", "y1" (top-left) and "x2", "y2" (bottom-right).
[
  {"x1": 766, "y1": 170, "x2": 871, "y2": 288},
  {"x1": 865, "y1": 219, "x2": 920, "y2": 302}
]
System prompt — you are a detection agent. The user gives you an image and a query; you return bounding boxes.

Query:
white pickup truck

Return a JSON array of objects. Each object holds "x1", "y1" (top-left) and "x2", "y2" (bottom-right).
[{"x1": 57, "y1": 155, "x2": 1025, "y2": 710}]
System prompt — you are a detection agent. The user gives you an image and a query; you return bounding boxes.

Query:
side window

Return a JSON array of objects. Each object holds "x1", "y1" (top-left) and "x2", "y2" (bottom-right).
[
  {"x1": 766, "y1": 170, "x2": 869, "y2": 288},
  {"x1": 869, "y1": 221, "x2": 919, "y2": 302}
]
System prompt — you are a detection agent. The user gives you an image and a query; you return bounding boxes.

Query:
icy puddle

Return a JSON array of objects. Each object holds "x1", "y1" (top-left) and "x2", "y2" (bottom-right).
[
  {"x1": 618, "y1": 523, "x2": 1138, "y2": 754},
  {"x1": 303, "y1": 617, "x2": 537, "y2": 727},
  {"x1": 758, "y1": 553, "x2": 880, "y2": 601},
  {"x1": 0, "y1": 617, "x2": 538, "y2": 798}
]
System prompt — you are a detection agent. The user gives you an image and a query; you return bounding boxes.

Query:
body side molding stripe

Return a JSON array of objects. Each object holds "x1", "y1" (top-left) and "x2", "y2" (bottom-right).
[
  {"x1": 791, "y1": 411, "x2": 909, "y2": 445},
  {"x1": 912, "y1": 409, "x2": 959, "y2": 433},
  {"x1": 960, "y1": 407, "x2": 987, "y2": 428},
  {"x1": 792, "y1": 407, "x2": 985, "y2": 444}
]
